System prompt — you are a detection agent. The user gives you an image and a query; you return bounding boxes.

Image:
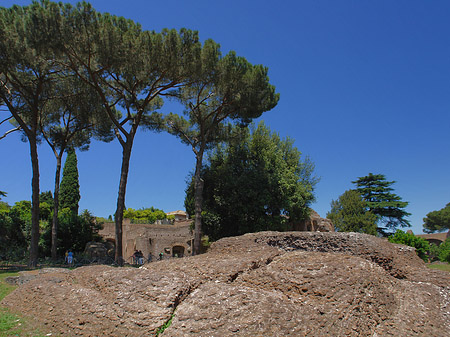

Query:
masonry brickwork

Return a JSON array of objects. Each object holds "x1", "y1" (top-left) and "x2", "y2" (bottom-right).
[{"x1": 99, "y1": 218, "x2": 193, "y2": 262}]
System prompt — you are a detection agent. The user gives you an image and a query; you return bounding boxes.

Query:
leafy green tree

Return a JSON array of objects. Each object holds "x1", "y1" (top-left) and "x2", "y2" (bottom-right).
[
  {"x1": 423, "y1": 203, "x2": 450, "y2": 233},
  {"x1": 0, "y1": 199, "x2": 27, "y2": 259},
  {"x1": 39, "y1": 191, "x2": 53, "y2": 223},
  {"x1": 0, "y1": 1, "x2": 67, "y2": 266},
  {"x1": 326, "y1": 190, "x2": 378, "y2": 235},
  {"x1": 437, "y1": 238, "x2": 450, "y2": 263},
  {"x1": 40, "y1": 74, "x2": 114, "y2": 259},
  {"x1": 59, "y1": 150, "x2": 80, "y2": 215},
  {"x1": 123, "y1": 207, "x2": 167, "y2": 223},
  {"x1": 353, "y1": 173, "x2": 411, "y2": 234},
  {"x1": 166, "y1": 44, "x2": 279, "y2": 253},
  {"x1": 41, "y1": 208, "x2": 102, "y2": 256},
  {"x1": 8, "y1": 200, "x2": 32, "y2": 249},
  {"x1": 57, "y1": 2, "x2": 203, "y2": 263},
  {"x1": 39, "y1": 191, "x2": 54, "y2": 208},
  {"x1": 186, "y1": 122, "x2": 316, "y2": 241},
  {"x1": 388, "y1": 230, "x2": 430, "y2": 261},
  {"x1": 0, "y1": 2, "x2": 113, "y2": 263},
  {"x1": 428, "y1": 243, "x2": 440, "y2": 262}
]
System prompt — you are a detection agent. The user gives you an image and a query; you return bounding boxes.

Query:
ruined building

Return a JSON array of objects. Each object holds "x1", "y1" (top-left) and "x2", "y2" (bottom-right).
[
  {"x1": 97, "y1": 209, "x2": 333, "y2": 262},
  {"x1": 98, "y1": 211, "x2": 193, "y2": 262}
]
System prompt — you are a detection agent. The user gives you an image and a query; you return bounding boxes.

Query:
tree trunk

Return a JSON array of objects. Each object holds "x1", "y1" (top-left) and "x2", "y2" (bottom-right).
[
  {"x1": 28, "y1": 137, "x2": 40, "y2": 267},
  {"x1": 193, "y1": 150, "x2": 205, "y2": 255},
  {"x1": 114, "y1": 138, "x2": 134, "y2": 265},
  {"x1": 51, "y1": 154, "x2": 62, "y2": 260}
]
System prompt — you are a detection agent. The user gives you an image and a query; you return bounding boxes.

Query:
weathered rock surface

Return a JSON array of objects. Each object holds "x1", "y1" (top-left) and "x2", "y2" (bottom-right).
[{"x1": 2, "y1": 231, "x2": 450, "y2": 336}]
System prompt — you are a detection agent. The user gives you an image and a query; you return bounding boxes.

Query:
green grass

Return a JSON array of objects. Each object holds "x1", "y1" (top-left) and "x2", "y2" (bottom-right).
[
  {"x1": 0, "y1": 272, "x2": 17, "y2": 302},
  {"x1": 427, "y1": 263, "x2": 450, "y2": 272},
  {"x1": 156, "y1": 313, "x2": 175, "y2": 336},
  {"x1": 0, "y1": 271, "x2": 46, "y2": 337}
]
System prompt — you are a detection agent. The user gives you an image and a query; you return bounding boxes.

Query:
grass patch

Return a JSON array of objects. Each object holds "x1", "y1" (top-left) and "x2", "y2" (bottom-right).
[
  {"x1": 156, "y1": 313, "x2": 175, "y2": 336},
  {"x1": 0, "y1": 271, "x2": 47, "y2": 336},
  {"x1": 0, "y1": 272, "x2": 17, "y2": 302},
  {"x1": 427, "y1": 263, "x2": 450, "y2": 272}
]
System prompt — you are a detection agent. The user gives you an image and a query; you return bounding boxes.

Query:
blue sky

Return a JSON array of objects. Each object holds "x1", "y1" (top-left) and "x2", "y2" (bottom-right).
[{"x1": 1, "y1": 0, "x2": 449, "y2": 234}]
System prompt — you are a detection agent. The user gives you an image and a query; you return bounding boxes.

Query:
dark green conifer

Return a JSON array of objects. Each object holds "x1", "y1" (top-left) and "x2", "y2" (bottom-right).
[
  {"x1": 353, "y1": 173, "x2": 410, "y2": 233},
  {"x1": 59, "y1": 150, "x2": 80, "y2": 215}
]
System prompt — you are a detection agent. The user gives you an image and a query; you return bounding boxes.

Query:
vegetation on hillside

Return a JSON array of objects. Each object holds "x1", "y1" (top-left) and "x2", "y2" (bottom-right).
[
  {"x1": 185, "y1": 122, "x2": 317, "y2": 241},
  {"x1": 423, "y1": 203, "x2": 450, "y2": 233}
]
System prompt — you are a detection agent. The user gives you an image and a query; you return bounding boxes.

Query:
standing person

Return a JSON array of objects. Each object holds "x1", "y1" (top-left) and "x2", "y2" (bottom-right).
[
  {"x1": 159, "y1": 252, "x2": 163, "y2": 261},
  {"x1": 138, "y1": 250, "x2": 144, "y2": 265},
  {"x1": 67, "y1": 250, "x2": 74, "y2": 266},
  {"x1": 65, "y1": 251, "x2": 69, "y2": 263},
  {"x1": 132, "y1": 250, "x2": 138, "y2": 264}
]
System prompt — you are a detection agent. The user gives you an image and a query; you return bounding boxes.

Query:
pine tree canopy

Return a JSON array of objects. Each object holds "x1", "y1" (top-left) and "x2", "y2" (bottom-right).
[
  {"x1": 352, "y1": 173, "x2": 410, "y2": 232},
  {"x1": 423, "y1": 203, "x2": 450, "y2": 233}
]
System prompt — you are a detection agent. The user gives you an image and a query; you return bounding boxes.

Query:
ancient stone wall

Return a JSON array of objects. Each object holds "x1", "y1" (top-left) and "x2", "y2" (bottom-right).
[
  {"x1": 99, "y1": 218, "x2": 193, "y2": 262},
  {"x1": 289, "y1": 209, "x2": 334, "y2": 232}
]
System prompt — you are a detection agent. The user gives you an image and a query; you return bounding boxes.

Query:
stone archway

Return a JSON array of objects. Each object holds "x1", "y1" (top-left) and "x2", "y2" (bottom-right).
[{"x1": 172, "y1": 245, "x2": 185, "y2": 257}]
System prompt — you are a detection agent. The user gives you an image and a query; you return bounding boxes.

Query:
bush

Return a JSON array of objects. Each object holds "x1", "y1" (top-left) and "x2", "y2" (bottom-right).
[
  {"x1": 428, "y1": 243, "x2": 440, "y2": 262},
  {"x1": 388, "y1": 230, "x2": 430, "y2": 261},
  {"x1": 438, "y1": 238, "x2": 450, "y2": 263}
]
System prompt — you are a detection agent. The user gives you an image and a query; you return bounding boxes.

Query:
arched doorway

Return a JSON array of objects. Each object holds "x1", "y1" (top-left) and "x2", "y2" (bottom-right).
[{"x1": 172, "y1": 245, "x2": 185, "y2": 257}]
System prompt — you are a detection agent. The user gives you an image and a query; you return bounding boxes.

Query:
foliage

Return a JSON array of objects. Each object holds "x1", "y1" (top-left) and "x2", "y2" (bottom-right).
[
  {"x1": 326, "y1": 190, "x2": 378, "y2": 235},
  {"x1": 186, "y1": 122, "x2": 317, "y2": 241},
  {"x1": 59, "y1": 150, "x2": 80, "y2": 214},
  {"x1": 166, "y1": 41, "x2": 279, "y2": 254},
  {"x1": 53, "y1": 0, "x2": 206, "y2": 262},
  {"x1": 8, "y1": 201, "x2": 32, "y2": 246},
  {"x1": 96, "y1": 217, "x2": 111, "y2": 224},
  {"x1": 437, "y1": 238, "x2": 450, "y2": 263},
  {"x1": 0, "y1": 0, "x2": 73, "y2": 266},
  {"x1": 123, "y1": 207, "x2": 167, "y2": 223},
  {"x1": 423, "y1": 203, "x2": 450, "y2": 233},
  {"x1": 353, "y1": 173, "x2": 411, "y2": 234},
  {"x1": 388, "y1": 230, "x2": 430, "y2": 261},
  {"x1": 428, "y1": 243, "x2": 440, "y2": 262},
  {"x1": 40, "y1": 209, "x2": 102, "y2": 256},
  {"x1": 39, "y1": 191, "x2": 54, "y2": 210}
]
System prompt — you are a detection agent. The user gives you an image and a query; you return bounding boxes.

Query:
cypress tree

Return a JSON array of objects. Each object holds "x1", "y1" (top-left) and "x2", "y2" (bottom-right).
[{"x1": 59, "y1": 150, "x2": 80, "y2": 215}]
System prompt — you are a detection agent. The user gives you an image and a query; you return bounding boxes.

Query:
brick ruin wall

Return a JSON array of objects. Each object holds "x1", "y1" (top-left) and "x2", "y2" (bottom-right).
[{"x1": 99, "y1": 219, "x2": 193, "y2": 262}]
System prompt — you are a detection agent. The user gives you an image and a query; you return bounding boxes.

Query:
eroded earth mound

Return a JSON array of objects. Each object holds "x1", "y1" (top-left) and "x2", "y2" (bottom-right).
[{"x1": 3, "y1": 232, "x2": 450, "y2": 336}]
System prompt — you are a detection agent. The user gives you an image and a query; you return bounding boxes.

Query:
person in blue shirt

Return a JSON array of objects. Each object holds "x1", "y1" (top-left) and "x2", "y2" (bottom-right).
[{"x1": 67, "y1": 250, "x2": 74, "y2": 265}]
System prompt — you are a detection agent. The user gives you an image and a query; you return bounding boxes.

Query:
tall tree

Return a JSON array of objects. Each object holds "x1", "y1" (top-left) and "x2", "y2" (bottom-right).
[
  {"x1": 59, "y1": 150, "x2": 80, "y2": 215},
  {"x1": 353, "y1": 173, "x2": 410, "y2": 234},
  {"x1": 59, "y1": 2, "x2": 202, "y2": 263},
  {"x1": 166, "y1": 44, "x2": 279, "y2": 254},
  {"x1": 326, "y1": 190, "x2": 378, "y2": 235},
  {"x1": 423, "y1": 203, "x2": 450, "y2": 233},
  {"x1": 0, "y1": 1, "x2": 66, "y2": 266},
  {"x1": 186, "y1": 122, "x2": 317, "y2": 242},
  {"x1": 40, "y1": 74, "x2": 113, "y2": 259}
]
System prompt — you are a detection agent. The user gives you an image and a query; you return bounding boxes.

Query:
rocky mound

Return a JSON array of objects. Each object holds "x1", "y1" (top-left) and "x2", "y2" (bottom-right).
[{"x1": 2, "y1": 232, "x2": 450, "y2": 336}]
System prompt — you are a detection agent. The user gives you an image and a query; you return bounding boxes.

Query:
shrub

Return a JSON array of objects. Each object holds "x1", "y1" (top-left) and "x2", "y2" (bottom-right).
[
  {"x1": 388, "y1": 230, "x2": 430, "y2": 261},
  {"x1": 438, "y1": 238, "x2": 450, "y2": 263}
]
